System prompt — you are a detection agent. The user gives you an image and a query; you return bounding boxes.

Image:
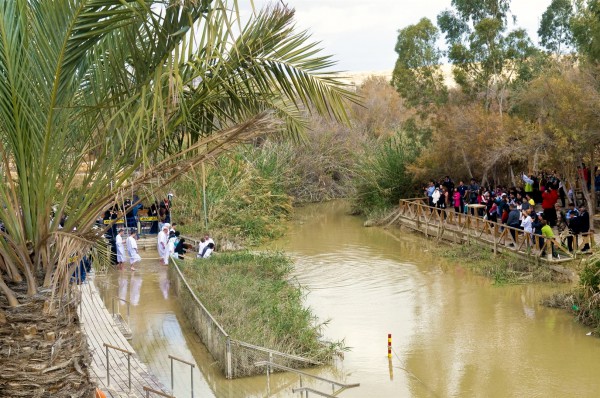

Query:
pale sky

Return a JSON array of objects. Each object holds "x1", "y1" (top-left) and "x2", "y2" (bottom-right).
[{"x1": 251, "y1": 0, "x2": 553, "y2": 72}]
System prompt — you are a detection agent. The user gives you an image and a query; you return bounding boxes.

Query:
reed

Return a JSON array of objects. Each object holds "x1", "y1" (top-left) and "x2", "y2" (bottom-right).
[{"x1": 179, "y1": 252, "x2": 346, "y2": 362}]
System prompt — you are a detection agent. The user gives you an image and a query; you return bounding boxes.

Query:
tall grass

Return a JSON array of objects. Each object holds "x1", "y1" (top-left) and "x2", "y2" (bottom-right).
[
  {"x1": 179, "y1": 252, "x2": 345, "y2": 361},
  {"x1": 172, "y1": 122, "x2": 364, "y2": 246},
  {"x1": 173, "y1": 149, "x2": 293, "y2": 246},
  {"x1": 351, "y1": 131, "x2": 421, "y2": 216},
  {"x1": 544, "y1": 255, "x2": 600, "y2": 334}
]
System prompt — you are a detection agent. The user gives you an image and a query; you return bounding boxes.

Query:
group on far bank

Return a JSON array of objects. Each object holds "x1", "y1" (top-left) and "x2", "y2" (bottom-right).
[{"x1": 422, "y1": 171, "x2": 593, "y2": 257}]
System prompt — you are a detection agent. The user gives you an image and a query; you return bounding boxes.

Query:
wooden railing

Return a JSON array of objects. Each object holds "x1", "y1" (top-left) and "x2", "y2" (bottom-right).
[{"x1": 395, "y1": 199, "x2": 595, "y2": 260}]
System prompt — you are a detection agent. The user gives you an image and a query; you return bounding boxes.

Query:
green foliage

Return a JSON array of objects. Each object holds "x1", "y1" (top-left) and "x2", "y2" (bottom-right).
[
  {"x1": 538, "y1": 0, "x2": 575, "y2": 54},
  {"x1": 351, "y1": 132, "x2": 421, "y2": 215},
  {"x1": 438, "y1": 0, "x2": 540, "y2": 108},
  {"x1": 179, "y1": 252, "x2": 345, "y2": 361},
  {"x1": 0, "y1": 0, "x2": 357, "y2": 307},
  {"x1": 174, "y1": 148, "x2": 293, "y2": 246},
  {"x1": 572, "y1": 0, "x2": 600, "y2": 63},
  {"x1": 579, "y1": 257, "x2": 600, "y2": 296},
  {"x1": 435, "y1": 243, "x2": 554, "y2": 284},
  {"x1": 392, "y1": 18, "x2": 448, "y2": 110}
]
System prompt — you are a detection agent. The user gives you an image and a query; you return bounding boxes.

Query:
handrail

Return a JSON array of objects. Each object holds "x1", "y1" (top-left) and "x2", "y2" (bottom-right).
[
  {"x1": 292, "y1": 387, "x2": 338, "y2": 397},
  {"x1": 255, "y1": 361, "x2": 360, "y2": 390},
  {"x1": 103, "y1": 343, "x2": 134, "y2": 391},
  {"x1": 143, "y1": 386, "x2": 174, "y2": 398},
  {"x1": 168, "y1": 354, "x2": 195, "y2": 398},
  {"x1": 235, "y1": 340, "x2": 321, "y2": 365},
  {"x1": 396, "y1": 199, "x2": 588, "y2": 259},
  {"x1": 112, "y1": 296, "x2": 130, "y2": 325},
  {"x1": 168, "y1": 257, "x2": 229, "y2": 336}
]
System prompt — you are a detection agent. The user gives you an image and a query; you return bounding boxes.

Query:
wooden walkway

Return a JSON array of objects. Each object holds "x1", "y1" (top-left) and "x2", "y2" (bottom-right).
[
  {"x1": 79, "y1": 276, "x2": 173, "y2": 398},
  {"x1": 386, "y1": 199, "x2": 595, "y2": 273}
]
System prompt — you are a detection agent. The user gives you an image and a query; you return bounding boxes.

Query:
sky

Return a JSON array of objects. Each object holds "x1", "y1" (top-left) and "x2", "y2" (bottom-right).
[{"x1": 250, "y1": 0, "x2": 554, "y2": 72}]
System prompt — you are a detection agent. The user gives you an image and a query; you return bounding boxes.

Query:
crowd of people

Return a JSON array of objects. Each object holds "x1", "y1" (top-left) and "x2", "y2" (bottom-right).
[
  {"x1": 422, "y1": 171, "x2": 593, "y2": 257},
  {"x1": 105, "y1": 194, "x2": 216, "y2": 272}
]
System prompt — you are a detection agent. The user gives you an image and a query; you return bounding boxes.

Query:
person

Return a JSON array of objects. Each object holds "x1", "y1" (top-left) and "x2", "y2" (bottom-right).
[
  {"x1": 453, "y1": 189, "x2": 461, "y2": 213},
  {"x1": 571, "y1": 206, "x2": 591, "y2": 252},
  {"x1": 521, "y1": 208, "x2": 534, "y2": 245},
  {"x1": 424, "y1": 181, "x2": 435, "y2": 207},
  {"x1": 555, "y1": 203, "x2": 568, "y2": 235},
  {"x1": 149, "y1": 201, "x2": 159, "y2": 234},
  {"x1": 541, "y1": 219, "x2": 558, "y2": 258},
  {"x1": 198, "y1": 233, "x2": 214, "y2": 254},
  {"x1": 157, "y1": 224, "x2": 169, "y2": 265},
  {"x1": 541, "y1": 186, "x2": 559, "y2": 227},
  {"x1": 126, "y1": 230, "x2": 141, "y2": 271},
  {"x1": 167, "y1": 230, "x2": 177, "y2": 260},
  {"x1": 506, "y1": 204, "x2": 521, "y2": 243},
  {"x1": 199, "y1": 242, "x2": 215, "y2": 258},
  {"x1": 456, "y1": 180, "x2": 468, "y2": 212},
  {"x1": 175, "y1": 237, "x2": 189, "y2": 259},
  {"x1": 522, "y1": 173, "x2": 534, "y2": 196},
  {"x1": 432, "y1": 186, "x2": 441, "y2": 208},
  {"x1": 468, "y1": 178, "x2": 479, "y2": 206},
  {"x1": 115, "y1": 228, "x2": 125, "y2": 270}
]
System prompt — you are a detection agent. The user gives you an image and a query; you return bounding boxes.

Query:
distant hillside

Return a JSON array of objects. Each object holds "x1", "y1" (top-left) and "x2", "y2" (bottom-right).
[{"x1": 337, "y1": 64, "x2": 455, "y2": 89}]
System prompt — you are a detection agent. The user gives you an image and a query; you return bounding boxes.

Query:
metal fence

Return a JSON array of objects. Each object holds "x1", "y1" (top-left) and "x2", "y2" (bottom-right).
[
  {"x1": 168, "y1": 262, "x2": 232, "y2": 377},
  {"x1": 168, "y1": 258, "x2": 320, "y2": 378}
]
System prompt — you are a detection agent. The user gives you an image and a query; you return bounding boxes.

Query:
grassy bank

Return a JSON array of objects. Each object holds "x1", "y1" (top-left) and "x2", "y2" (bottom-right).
[
  {"x1": 432, "y1": 242, "x2": 556, "y2": 284},
  {"x1": 178, "y1": 251, "x2": 345, "y2": 362},
  {"x1": 543, "y1": 255, "x2": 600, "y2": 334}
]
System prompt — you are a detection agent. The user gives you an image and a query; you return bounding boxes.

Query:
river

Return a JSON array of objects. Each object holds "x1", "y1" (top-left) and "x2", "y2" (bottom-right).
[{"x1": 98, "y1": 200, "x2": 600, "y2": 397}]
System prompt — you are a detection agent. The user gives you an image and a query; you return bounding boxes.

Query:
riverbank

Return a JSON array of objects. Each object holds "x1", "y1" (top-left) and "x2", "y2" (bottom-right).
[
  {"x1": 543, "y1": 254, "x2": 600, "y2": 335},
  {"x1": 431, "y1": 242, "x2": 559, "y2": 284},
  {"x1": 177, "y1": 252, "x2": 345, "y2": 362}
]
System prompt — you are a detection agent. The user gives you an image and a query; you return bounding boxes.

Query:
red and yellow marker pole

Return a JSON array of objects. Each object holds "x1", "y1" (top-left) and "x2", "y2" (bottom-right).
[{"x1": 388, "y1": 333, "x2": 393, "y2": 380}]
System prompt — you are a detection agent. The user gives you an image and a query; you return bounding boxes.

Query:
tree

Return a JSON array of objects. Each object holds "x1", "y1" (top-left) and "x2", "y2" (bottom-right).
[
  {"x1": 392, "y1": 18, "x2": 448, "y2": 111},
  {"x1": 572, "y1": 0, "x2": 600, "y2": 63},
  {"x1": 538, "y1": 0, "x2": 575, "y2": 54},
  {"x1": 437, "y1": 0, "x2": 540, "y2": 116},
  {"x1": 0, "y1": 1, "x2": 355, "y2": 396}
]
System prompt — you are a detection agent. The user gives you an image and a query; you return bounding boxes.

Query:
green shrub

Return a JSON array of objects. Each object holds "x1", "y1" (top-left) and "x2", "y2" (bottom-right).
[
  {"x1": 351, "y1": 132, "x2": 421, "y2": 215},
  {"x1": 179, "y1": 252, "x2": 345, "y2": 361}
]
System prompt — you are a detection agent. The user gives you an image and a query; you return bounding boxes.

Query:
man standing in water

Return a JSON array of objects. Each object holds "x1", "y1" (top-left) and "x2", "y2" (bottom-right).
[
  {"x1": 126, "y1": 230, "x2": 141, "y2": 271},
  {"x1": 157, "y1": 223, "x2": 169, "y2": 265},
  {"x1": 115, "y1": 228, "x2": 125, "y2": 270}
]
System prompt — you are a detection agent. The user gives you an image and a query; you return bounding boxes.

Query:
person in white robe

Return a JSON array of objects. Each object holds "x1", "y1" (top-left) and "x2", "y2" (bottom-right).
[
  {"x1": 157, "y1": 224, "x2": 169, "y2": 265},
  {"x1": 126, "y1": 230, "x2": 141, "y2": 271},
  {"x1": 115, "y1": 229, "x2": 125, "y2": 270}
]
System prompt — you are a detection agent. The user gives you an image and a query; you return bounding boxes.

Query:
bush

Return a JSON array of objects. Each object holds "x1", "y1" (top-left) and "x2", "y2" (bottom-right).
[
  {"x1": 351, "y1": 131, "x2": 421, "y2": 215},
  {"x1": 179, "y1": 252, "x2": 345, "y2": 361}
]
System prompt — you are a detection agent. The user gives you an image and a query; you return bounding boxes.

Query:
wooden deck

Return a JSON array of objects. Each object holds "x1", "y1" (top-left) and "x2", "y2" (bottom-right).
[{"x1": 79, "y1": 276, "x2": 172, "y2": 398}]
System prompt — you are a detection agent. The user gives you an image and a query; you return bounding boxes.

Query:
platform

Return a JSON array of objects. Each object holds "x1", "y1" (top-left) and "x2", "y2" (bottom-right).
[{"x1": 79, "y1": 277, "x2": 172, "y2": 397}]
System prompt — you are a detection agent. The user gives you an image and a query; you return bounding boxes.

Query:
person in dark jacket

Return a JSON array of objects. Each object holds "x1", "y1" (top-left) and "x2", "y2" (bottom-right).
[
  {"x1": 506, "y1": 204, "x2": 521, "y2": 243},
  {"x1": 571, "y1": 206, "x2": 591, "y2": 252}
]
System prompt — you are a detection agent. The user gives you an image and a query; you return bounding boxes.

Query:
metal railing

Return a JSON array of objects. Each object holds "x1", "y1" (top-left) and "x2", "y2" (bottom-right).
[
  {"x1": 169, "y1": 354, "x2": 195, "y2": 398},
  {"x1": 292, "y1": 387, "x2": 337, "y2": 398},
  {"x1": 104, "y1": 343, "x2": 133, "y2": 391},
  {"x1": 255, "y1": 361, "x2": 360, "y2": 397},
  {"x1": 111, "y1": 296, "x2": 131, "y2": 325},
  {"x1": 143, "y1": 386, "x2": 175, "y2": 398}
]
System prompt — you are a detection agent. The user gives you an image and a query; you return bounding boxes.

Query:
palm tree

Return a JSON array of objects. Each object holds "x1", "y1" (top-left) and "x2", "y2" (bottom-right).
[{"x1": 0, "y1": 1, "x2": 355, "y2": 395}]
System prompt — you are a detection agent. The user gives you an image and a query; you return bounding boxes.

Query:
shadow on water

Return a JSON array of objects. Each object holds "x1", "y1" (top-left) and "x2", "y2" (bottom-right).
[{"x1": 99, "y1": 200, "x2": 600, "y2": 397}]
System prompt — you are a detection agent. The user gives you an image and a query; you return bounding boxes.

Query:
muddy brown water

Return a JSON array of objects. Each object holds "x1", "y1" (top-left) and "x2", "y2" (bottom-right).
[{"x1": 98, "y1": 200, "x2": 600, "y2": 397}]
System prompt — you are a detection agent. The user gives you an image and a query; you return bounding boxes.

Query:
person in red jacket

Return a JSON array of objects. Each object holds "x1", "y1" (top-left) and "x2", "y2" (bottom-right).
[{"x1": 541, "y1": 185, "x2": 559, "y2": 226}]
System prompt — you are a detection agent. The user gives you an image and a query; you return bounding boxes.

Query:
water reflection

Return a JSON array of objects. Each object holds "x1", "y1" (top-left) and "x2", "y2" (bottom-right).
[{"x1": 96, "y1": 201, "x2": 600, "y2": 398}]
